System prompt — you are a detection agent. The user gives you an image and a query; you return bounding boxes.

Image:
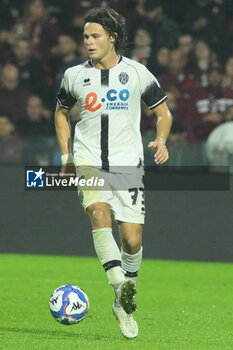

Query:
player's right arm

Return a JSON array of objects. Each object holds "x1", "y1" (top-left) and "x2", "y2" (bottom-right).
[
  {"x1": 55, "y1": 103, "x2": 76, "y2": 176},
  {"x1": 138, "y1": 62, "x2": 172, "y2": 164}
]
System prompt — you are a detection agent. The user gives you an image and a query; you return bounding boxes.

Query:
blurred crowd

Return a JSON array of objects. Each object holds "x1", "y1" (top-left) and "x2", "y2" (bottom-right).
[{"x1": 0, "y1": 0, "x2": 233, "y2": 168}]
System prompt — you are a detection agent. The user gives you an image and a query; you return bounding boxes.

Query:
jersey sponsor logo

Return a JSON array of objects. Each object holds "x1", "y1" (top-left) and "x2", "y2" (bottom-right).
[
  {"x1": 119, "y1": 72, "x2": 129, "y2": 85},
  {"x1": 85, "y1": 89, "x2": 130, "y2": 112},
  {"x1": 85, "y1": 92, "x2": 102, "y2": 112}
]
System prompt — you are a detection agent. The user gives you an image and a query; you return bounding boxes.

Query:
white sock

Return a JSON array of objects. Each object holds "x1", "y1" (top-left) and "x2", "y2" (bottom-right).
[
  {"x1": 92, "y1": 228, "x2": 125, "y2": 286},
  {"x1": 121, "y1": 247, "x2": 143, "y2": 284}
]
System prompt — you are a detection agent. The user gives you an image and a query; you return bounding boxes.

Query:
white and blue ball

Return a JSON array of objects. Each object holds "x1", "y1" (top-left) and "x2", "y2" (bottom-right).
[{"x1": 49, "y1": 284, "x2": 89, "y2": 325}]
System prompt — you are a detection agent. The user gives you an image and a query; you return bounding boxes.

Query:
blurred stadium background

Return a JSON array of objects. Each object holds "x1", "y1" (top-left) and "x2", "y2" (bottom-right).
[{"x1": 0, "y1": 0, "x2": 233, "y2": 261}]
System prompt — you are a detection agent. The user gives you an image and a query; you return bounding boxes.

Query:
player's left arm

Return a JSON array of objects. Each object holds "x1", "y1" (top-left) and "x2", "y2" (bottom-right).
[{"x1": 148, "y1": 102, "x2": 173, "y2": 164}]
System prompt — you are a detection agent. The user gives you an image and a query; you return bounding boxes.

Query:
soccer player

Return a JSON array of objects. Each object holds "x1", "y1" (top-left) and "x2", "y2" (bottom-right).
[{"x1": 55, "y1": 8, "x2": 172, "y2": 338}]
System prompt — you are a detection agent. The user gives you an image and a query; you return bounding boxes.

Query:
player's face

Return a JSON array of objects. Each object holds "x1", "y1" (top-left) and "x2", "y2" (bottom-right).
[{"x1": 83, "y1": 22, "x2": 115, "y2": 61}]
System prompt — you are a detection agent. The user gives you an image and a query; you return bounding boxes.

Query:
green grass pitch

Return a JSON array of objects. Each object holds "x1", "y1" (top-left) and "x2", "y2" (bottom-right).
[{"x1": 0, "y1": 254, "x2": 233, "y2": 350}]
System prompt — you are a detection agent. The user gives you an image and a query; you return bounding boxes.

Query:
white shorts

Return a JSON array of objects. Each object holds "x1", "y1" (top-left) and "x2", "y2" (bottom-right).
[{"x1": 76, "y1": 166, "x2": 145, "y2": 224}]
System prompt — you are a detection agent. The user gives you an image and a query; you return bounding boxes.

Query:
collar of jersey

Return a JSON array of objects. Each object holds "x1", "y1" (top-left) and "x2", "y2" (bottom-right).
[{"x1": 88, "y1": 55, "x2": 123, "y2": 69}]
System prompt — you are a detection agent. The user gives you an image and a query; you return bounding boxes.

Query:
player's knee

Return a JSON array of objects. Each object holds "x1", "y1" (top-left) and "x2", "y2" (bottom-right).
[
  {"x1": 91, "y1": 208, "x2": 105, "y2": 222},
  {"x1": 89, "y1": 208, "x2": 111, "y2": 228},
  {"x1": 122, "y1": 237, "x2": 141, "y2": 254}
]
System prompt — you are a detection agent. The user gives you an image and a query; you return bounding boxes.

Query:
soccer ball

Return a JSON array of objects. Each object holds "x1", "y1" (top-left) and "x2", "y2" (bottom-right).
[{"x1": 49, "y1": 284, "x2": 89, "y2": 325}]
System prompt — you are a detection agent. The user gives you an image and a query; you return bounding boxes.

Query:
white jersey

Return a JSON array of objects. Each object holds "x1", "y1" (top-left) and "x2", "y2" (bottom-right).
[{"x1": 57, "y1": 56, "x2": 167, "y2": 173}]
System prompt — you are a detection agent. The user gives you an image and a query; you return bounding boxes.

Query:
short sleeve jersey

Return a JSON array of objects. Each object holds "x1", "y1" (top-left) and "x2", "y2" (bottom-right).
[{"x1": 57, "y1": 56, "x2": 167, "y2": 173}]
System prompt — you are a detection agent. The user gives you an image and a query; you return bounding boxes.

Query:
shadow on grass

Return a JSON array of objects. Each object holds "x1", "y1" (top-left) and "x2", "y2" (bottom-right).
[{"x1": 0, "y1": 326, "x2": 112, "y2": 341}]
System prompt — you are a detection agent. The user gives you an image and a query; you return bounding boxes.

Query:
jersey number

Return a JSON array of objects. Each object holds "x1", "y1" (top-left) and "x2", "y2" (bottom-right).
[{"x1": 128, "y1": 187, "x2": 144, "y2": 206}]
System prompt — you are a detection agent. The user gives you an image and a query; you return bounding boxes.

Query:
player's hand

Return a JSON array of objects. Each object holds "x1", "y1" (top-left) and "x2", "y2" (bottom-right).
[
  {"x1": 148, "y1": 138, "x2": 169, "y2": 164},
  {"x1": 60, "y1": 163, "x2": 76, "y2": 180}
]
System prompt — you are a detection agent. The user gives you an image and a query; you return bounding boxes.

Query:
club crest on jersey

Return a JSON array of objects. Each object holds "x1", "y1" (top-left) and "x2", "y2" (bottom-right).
[{"x1": 119, "y1": 72, "x2": 129, "y2": 85}]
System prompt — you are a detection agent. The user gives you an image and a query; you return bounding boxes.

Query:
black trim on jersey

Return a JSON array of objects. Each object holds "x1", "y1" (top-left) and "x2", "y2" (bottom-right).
[
  {"x1": 56, "y1": 87, "x2": 77, "y2": 109},
  {"x1": 142, "y1": 82, "x2": 167, "y2": 109},
  {"x1": 101, "y1": 69, "x2": 109, "y2": 86},
  {"x1": 148, "y1": 95, "x2": 168, "y2": 110},
  {"x1": 88, "y1": 59, "x2": 93, "y2": 67},
  {"x1": 118, "y1": 56, "x2": 123, "y2": 64},
  {"x1": 88, "y1": 56, "x2": 122, "y2": 68},
  {"x1": 103, "y1": 260, "x2": 121, "y2": 272},
  {"x1": 100, "y1": 69, "x2": 110, "y2": 171},
  {"x1": 101, "y1": 114, "x2": 109, "y2": 171}
]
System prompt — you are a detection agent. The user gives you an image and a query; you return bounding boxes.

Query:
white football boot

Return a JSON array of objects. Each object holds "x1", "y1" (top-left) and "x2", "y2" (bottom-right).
[
  {"x1": 115, "y1": 279, "x2": 137, "y2": 314},
  {"x1": 112, "y1": 303, "x2": 138, "y2": 339}
]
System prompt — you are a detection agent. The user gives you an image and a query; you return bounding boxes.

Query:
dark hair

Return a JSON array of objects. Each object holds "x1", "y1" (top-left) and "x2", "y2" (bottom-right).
[{"x1": 84, "y1": 7, "x2": 128, "y2": 54}]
